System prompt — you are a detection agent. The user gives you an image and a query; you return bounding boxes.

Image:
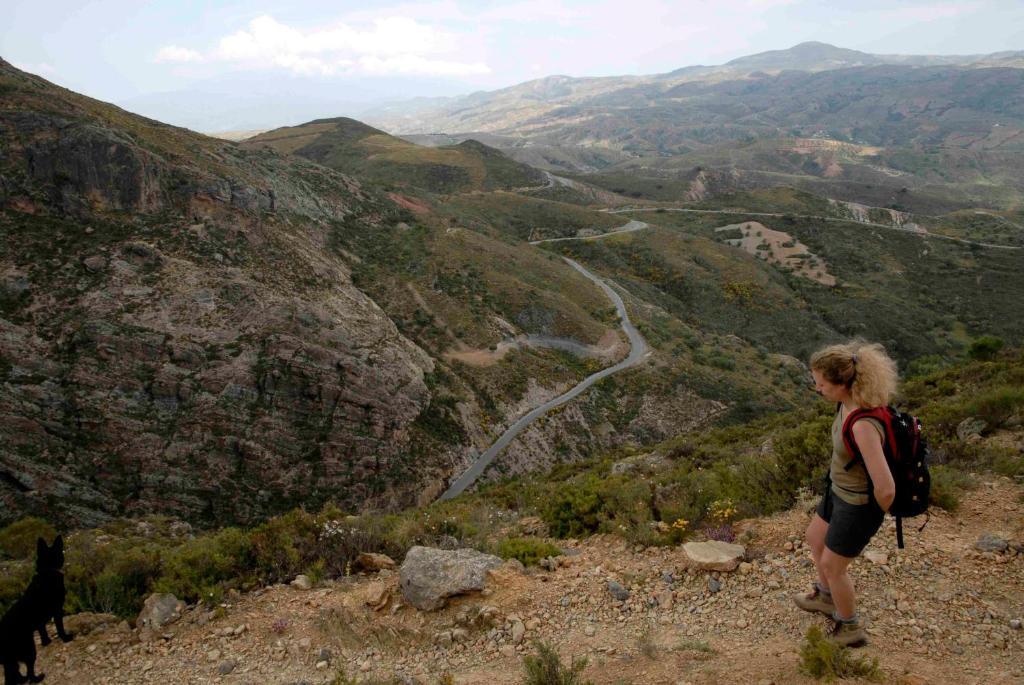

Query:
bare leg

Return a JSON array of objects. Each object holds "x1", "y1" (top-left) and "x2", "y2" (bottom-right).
[
  {"x1": 805, "y1": 514, "x2": 830, "y2": 590},
  {"x1": 820, "y1": 548, "x2": 857, "y2": 618}
]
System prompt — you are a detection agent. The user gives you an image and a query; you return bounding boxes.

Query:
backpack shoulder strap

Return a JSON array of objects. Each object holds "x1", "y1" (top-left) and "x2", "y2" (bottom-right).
[{"x1": 841, "y1": 406, "x2": 893, "y2": 470}]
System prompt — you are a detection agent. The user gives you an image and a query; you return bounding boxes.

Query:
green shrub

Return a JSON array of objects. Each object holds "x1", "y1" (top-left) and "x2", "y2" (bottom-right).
[
  {"x1": 155, "y1": 527, "x2": 254, "y2": 605},
  {"x1": 968, "y1": 336, "x2": 1004, "y2": 361},
  {"x1": 91, "y1": 546, "x2": 164, "y2": 618},
  {"x1": 250, "y1": 509, "x2": 320, "y2": 582},
  {"x1": 522, "y1": 641, "x2": 592, "y2": 685},
  {"x1": 798, "y1": 625, "x2": 883, "y2": 681},
  {"x1": 495, "y1": 537, "x2": 562, "y2": 567},
  {"x1": 0, "y1": 517, "x2": 58, "y2": 560},
  {"x1": 0, "y1": 560, "x2": 32, "y2": 615},
  {"x1": 542, "y1": 476, "x2": 608, "y2": 538},
  {"x1": 928, "y1": 465, "x2": 975, "y2": 512}
]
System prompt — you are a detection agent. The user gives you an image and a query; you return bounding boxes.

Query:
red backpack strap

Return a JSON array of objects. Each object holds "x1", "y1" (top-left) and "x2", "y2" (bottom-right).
[{"x1": 841, "y1": 406, "x2": 895, "y2": 469}]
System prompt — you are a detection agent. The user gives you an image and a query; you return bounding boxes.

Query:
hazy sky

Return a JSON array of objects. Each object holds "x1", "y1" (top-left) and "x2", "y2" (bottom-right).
[{"x1": 4, "y1": 0, "x2": 1023, "y2": 130}]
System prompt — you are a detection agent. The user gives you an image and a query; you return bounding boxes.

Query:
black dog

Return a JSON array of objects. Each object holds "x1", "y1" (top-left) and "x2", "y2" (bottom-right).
[{"x1": 0, "y1": 536, "x2": 74, "y2": 684}]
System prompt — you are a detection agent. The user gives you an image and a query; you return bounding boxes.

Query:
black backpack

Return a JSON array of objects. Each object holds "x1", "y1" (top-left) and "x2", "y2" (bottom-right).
[{"x1": 840, "y1": 406, "x2": 931, "y2": 548}]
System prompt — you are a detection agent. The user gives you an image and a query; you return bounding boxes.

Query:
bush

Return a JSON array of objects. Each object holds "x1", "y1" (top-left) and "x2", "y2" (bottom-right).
[
  {"x1": 0, "y1": 517, "x2": 58, "y2": 560},
  {"x1": 968, "y1": 336, "x2": 1004, "y2": 361},
  {"x1": 155, "y1": 527, "x2": 254, "y2": 605},
  {"x1": 250, "y1": 509, "x2": 320, "y2": 582},
  {"x1": 495, "y1": 538, "x2": 562, "y2": 567},
  {"x1": 522, "y1": 641, "x2": 592, "y2": 685},
  {"x1": 0, "y1": 560, "x2": 32, "y2": 615},
  {"x1": 542, "y1": 476, "x2": 608, "y2": 538},
  {"x1": 929, "y1": 466, "x2": 974, "y2": 512},
  {"x1": 798, "y1": 625, "x2": 883, "y2": 681},
  {"x1": 63, "y1": 537, "x2": 164, "y2": 618}
]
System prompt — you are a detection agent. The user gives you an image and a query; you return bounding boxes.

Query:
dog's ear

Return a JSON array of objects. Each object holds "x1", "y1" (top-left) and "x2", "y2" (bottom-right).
[
  {"x1": 53, "y1": 535, "x2": 64, "y2": 552},
  {"x1": 37, "y1": 537, "x2": 47, "y2": 557}
]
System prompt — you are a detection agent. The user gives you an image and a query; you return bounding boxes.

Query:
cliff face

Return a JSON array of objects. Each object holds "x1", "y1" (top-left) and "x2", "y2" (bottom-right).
[{"x1": 0, "y1": 60, "x2": 440, "y2": 527}]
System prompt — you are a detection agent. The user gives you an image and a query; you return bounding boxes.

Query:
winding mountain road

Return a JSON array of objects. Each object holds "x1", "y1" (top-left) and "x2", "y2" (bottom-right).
[{"x1": 438, "y1": 256, "x2": 648, "y2": 501}]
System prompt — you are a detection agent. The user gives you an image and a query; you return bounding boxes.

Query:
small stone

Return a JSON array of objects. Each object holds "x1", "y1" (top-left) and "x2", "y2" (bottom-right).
[
  {"x1": 360, "y1": 660, "x2": 372, "y2": 672},
  {"x1": 511, "y1": 620, "x2": 526, "y2": 645},
  {"x1": 206, "y1": 649, "x2": 221, "y2": 662},
  {"x1": 1010, "y1": 619, "x2": 1022, "y2": 630},
  {"x1": 217, "y1": 660, "x2": 236, "y2": 676},
  {"x1": 318, "y1": 647, "x2": 332, "y2": 662},
  {"x1": 738, "y1": 562, "x2": 752, "y2": 575},
  {"x1": 82, "y1": 255, "x2": 107, "y2": 272},
  {"x1": 607, "y1": 580, "x2": 630, "y2": 601},
  {"x1": 233, "y1": 624, "x2": 246, "y2": 636},
  {"x1": 584, "y1": 625, "x2": 596, "y2": 637},
  {"x1": 708, "y1": 578, "x2": 721, "y2": 594},
  {"x1": 316, "y1": 660, "x2": 329, "y2": 670},
  {"x1": 356, "y1": 552, "x2": 397, "y2": 572},
  {"x1": 864, "y1": 550, "x2": 889, "y2": 565},
  {"x1": 291, "y1": 574, "x2": 312, "y2": 590}
]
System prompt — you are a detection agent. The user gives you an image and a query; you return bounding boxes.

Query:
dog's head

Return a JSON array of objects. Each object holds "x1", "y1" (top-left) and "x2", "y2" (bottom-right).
[{"x1": 35, "y1": 535, "x2": 65, "y2": 573}]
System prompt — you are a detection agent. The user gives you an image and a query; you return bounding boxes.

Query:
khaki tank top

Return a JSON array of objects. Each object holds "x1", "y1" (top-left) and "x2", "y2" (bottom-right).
[{"x1": 829, "y1": 408, "x2": 886, "y2": 505}]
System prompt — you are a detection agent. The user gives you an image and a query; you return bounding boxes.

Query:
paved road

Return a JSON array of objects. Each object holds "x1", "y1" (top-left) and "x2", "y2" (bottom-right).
[
  {"x1": 604, "y1": 207, "x2": 1022, "y2": 250},
  {"x1": 438, "y1": 257, "x2": 648, "y2": 501},
  {"x1": 528, "y1": 219, "x2": 649, "y2": 245}
]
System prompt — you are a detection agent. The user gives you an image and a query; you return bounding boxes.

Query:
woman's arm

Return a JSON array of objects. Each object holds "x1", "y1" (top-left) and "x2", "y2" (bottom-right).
[{"x1": 852, "y1": 420, "x2": 896, "y2": 512}]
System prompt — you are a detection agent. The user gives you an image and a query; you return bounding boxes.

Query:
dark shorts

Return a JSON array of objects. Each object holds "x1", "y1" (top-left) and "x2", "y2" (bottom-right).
[{"x1": 815, "y1": 487, "x2": 885, "y2": 558}]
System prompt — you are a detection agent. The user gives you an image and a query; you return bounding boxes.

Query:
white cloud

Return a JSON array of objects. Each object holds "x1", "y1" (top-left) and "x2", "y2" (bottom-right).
[
  {"x1": 154, "y1": 45, "x2": 204, "y2": 63},
  {"x1": 156, "y1": 14, "x2": 487, "y2": 77}
]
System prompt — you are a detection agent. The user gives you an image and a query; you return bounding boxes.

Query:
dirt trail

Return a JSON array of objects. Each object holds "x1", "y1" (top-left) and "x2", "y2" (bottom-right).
[{"x1": 32, "y1": 478, "x2": 1023, "y2": 685}]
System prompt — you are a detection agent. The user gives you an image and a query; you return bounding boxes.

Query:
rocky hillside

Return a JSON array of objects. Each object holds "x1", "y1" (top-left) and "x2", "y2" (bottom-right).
[
  {"x1": 0, "y1": 58, "x2": 445, "y2": 527},
  {"x1": 25, "y1": 476, "x2": 1024, "y2": 684}
]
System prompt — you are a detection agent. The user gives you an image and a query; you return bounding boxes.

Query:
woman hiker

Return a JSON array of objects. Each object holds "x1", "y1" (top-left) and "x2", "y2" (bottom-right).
[{"x1": 794, "y1": 341, "x2": 898, "y2": 646}]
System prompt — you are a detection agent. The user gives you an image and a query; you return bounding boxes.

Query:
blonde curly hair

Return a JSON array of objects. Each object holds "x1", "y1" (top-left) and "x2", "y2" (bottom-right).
[{"x1": 809, "y1": 340, "x2": 898, "y2": 408}]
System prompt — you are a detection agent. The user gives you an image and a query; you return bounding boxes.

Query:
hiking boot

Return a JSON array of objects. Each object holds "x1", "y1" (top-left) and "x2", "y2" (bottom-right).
[
  {"x1": 827, "y1": 616, "x2": 868, "y2": 647},
  {"x1": 793, "y1": 585, "x2": 834, "y2": 616}
]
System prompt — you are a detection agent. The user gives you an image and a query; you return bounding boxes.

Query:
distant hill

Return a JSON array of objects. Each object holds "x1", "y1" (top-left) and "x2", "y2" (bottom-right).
[
  {"x1": 363, "y1": 42, "x2": 1024, "y2": 210},
  {"x1": 243, "y1": 117, "x2": 545, "y2": 194}
]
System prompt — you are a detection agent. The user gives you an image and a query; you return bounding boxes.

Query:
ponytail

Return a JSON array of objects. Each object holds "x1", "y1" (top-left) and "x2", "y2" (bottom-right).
[{"x1": 810, "y1": 340, "x2": 898, "y2": 408}]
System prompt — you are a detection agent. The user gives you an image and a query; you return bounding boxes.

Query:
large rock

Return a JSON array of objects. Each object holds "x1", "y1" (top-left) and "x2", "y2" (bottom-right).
[
  {"x1": 682, "y1": 541, "x2": 746, "y2": 572},
  {"x1": 975, "y1": 533, "x2": 1009, "y2": 553},
  {"x1": 956, "y1": 417, "x2": 987, "y2": 442},
  {"x1": 136, "y1": 593, "x2": 184, "y2": 630},
  {"x1": 399, "y1": 546, "x2": 503, "y2": 611}
]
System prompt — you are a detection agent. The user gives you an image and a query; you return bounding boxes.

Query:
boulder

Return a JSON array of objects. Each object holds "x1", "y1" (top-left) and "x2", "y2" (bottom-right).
[
  {"x1": 956, "y1": 417, "x2": 987, "y2": 442},
  {"x1": 291, "y1": 574, "x2": 312, "y2": 590},
  {"x1": 975, "y1": 534, "x2": 1009, "y2": 553},
  {"x1": 355, "y1": 552, "x2": 397, "y2": 572},
  {"x1": 682, "y1": 541, "x2": 746, "y2": 572},
  {"x1": 136, "y1": 593, "x2": 184, "y2": 631},
  {"x1": 399, "y1": 546, "x2": 504, "y2": 611}
]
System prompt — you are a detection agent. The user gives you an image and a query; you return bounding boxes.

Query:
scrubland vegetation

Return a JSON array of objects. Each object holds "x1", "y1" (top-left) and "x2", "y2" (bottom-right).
[{"x1": 3, "y1": 346, "x2": 1020, "y2": 624}]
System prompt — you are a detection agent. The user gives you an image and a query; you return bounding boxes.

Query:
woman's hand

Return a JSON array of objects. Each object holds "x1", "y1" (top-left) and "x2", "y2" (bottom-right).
[{"x1": 852, "y1": 420, "x2": 896, "y2": 513}]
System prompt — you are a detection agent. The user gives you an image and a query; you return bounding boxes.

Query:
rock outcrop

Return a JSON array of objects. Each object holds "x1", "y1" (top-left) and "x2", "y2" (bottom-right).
[
  {"x1": 0, "y1": 60, "x2": 440, "y2": 527},
  {"x1": 399, "y1": 546, "x2": 504, "y2": 611}
]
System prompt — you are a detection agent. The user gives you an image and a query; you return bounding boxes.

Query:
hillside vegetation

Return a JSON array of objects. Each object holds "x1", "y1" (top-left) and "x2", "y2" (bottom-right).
[
  {"x1": 244, "y1": 118, "x2": 545, "y2": 194},
  {"x1": 3, "y1": 347, "x2": 1019, "y2": 622}
]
